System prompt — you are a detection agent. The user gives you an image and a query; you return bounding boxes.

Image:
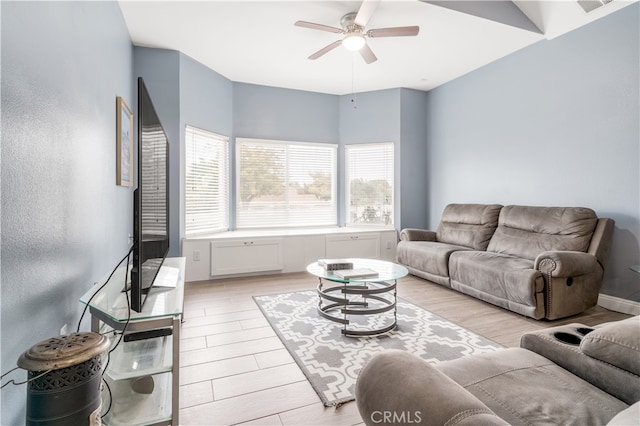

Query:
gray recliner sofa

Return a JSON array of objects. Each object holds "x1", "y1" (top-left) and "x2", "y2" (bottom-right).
[
  {"x1": 356, "y1": 316, "x2": 640, "y2": 426},
  {"x1": 396, "y1": 204, "x2": 614, "y2": 319}
]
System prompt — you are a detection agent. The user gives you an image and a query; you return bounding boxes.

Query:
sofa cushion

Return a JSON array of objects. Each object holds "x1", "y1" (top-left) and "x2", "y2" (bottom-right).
[
  {"x1": 436, "y1": 204, "x2": 502, "y2": 250},
  {"x1": 450, "y1": 251, "x2": 543, "y2": 307},
  {"x1": 581, "y1": 316, "x2": 640, "y2": 376},
  {"x1": 397, "y1": 240, "x2": 471, "y2": 279},
  {"x1": 487, "y1": 205, "x2": 598, "y2": 260},
  {"x1": 436, "y1": 348, "x2": 628, "y2": 426}
]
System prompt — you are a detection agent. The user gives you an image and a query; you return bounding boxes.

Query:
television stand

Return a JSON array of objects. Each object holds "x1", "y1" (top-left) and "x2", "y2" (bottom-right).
[{"x1": 79, "y1": 257, "x2": 185, "y2": 426}]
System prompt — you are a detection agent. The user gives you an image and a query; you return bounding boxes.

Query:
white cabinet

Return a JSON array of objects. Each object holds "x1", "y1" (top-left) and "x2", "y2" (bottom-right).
[
  {"x1": 326, "y1": 233, "x2": 380, "y2": 259},
  {"x1": 182, "y1": 228, "x2": 398, "y2": 281},
  {"x1": 281, "y1": 235, "x2": 326, "y2": 273},
  {"x1": 210, "y1": 238, "x2": 283, "y2": 276}
]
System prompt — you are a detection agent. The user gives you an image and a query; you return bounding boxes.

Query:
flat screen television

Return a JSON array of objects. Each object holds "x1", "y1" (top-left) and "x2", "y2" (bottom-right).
[{"x1": 130, "y1": 77, "x2": 170, "y2": 313}]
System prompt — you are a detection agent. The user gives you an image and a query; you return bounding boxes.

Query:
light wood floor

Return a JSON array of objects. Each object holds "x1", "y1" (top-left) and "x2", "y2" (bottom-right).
[{"x1": 178, "y1": 272, "x2": 630, "y2": 425}]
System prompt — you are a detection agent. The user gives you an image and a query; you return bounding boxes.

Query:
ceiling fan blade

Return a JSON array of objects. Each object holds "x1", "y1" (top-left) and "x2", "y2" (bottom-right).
[
  {"x1": 367, "y1": 26, "x2": 420, "y2": 38},
  {"x1": 359, "y1": 43, "x2": 378, "y2": 64},
  {"x1": 295, "y1": 20, "x2": 343, "y2": 34},
  {"x1": 308, "y1": 40, "x2": 342, "y2": 60},
  {"x1": 354, "y1": 0, "x2": 380, "y2": 28}
]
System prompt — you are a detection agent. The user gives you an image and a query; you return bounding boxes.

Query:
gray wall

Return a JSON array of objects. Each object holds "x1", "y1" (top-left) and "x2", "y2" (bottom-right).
[
  {"x1": 425, "y1": 4, "x2": 640, "y2": 301},
  {"x1": 339, "y1": 89, "x2": 401, "y2": 143},
  {"x1": 233, "y1": 82, "x2": 339, "y2": 143},
  {"x1": 179, "y1": 53, "x2": 234, "y2": 243},
  {"x1": 1, "y1": 2, "x2": 133, "y2": 423},
  {"x1": 399, "y1": 88, "x2": 429, "y2": 230}
]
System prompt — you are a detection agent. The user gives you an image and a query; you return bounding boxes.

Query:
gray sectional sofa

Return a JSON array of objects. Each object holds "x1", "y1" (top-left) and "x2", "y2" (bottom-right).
[
  {"x1": 356, "y1": 316, "x2": 640, "y2": 426},
  {"x1": 397, "y1": 204, "x2": 614, "y2": 319}
]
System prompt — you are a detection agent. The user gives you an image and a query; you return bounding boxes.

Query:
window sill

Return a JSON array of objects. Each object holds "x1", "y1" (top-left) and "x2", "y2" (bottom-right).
[{"x1": 184, "y1": 226, "x2": 396, "y2": 240}]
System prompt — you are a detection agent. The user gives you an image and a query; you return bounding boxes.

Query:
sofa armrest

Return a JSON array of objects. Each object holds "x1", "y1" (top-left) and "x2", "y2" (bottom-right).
[
  {"x1": 581, "y1": 316, "x2": 640, "y2": 377},
  {"x1": 520, "y1": 322, "x2": 640, "y2": 404},
  {"x1": 534, "y1": 251, "x2": 598, "y2": 277},
  {"x1": 588, "y1": 218, "x2": 615, "y2": 270},
  {"x1": 355, "y1": 350, "x2": 508, "y2": 426},
  {"x1": 399, "y1": 228, "x2": 436, "y2": 242}
]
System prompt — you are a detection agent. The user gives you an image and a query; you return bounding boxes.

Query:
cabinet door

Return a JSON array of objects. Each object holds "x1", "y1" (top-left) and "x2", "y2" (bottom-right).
[
  {"x1": 282, "y1": 235, "x2": 325, "y2": 273},
  {"x1": 210, "y1": 238, "x2": 283, "y2": 276},
  {"x1": 325, "y1": 233, "x2": 380, "y2": 259}
]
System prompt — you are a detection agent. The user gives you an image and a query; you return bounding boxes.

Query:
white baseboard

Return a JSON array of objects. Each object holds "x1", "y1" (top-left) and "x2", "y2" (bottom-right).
[{"x1": 598, "y1": 294, "x2": 640, "y2": 315}]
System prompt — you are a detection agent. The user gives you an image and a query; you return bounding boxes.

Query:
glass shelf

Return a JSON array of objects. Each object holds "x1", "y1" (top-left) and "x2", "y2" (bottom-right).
[
  {"x1": 102, "y1": 373, "x2": 172, "y2": 426},
  {"x1": 82, "y1": 257, "x2": 184, "y2": 426},
  {"x1": 104, "y1": 334, "x2": 173, "y2": 381}
]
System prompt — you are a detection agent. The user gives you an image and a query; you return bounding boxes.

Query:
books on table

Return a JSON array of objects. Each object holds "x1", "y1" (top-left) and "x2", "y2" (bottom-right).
[
  {"x1": 318, "y1": 259, "x2": 354, "y2": 271},
  {"x1": 317, "y1": 259, "x2": 379, "y2": 279},
  {"x1": 333, "y1": 268, "x2": 379, "y2": 280}
]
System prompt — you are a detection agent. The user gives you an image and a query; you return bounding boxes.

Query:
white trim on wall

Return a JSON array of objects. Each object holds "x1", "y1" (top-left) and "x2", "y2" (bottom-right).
[{"x1": 597, "y1": 294, "x2": 640, "y2": 315}]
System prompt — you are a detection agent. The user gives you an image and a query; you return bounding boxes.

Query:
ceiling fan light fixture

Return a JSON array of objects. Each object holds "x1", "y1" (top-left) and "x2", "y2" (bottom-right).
[{"x1": 342, "y1": 33, "x2": 366, "y2": 51}]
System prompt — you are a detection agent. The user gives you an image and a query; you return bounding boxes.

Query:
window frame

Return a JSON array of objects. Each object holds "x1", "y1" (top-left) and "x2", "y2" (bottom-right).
[
  {"x1": 235, "y1": 137, "x2": 338, "y2": 229},
  {"x1": 184, "y1": 125, "x2": 229, "y2": 237},
  {"x1": 344, "y1": 142, "x2": 395, "y2": 227}
]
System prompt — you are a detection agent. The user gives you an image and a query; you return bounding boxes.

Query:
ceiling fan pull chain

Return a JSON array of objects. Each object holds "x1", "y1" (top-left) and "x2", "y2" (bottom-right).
[{"x1": 351, "y1": 54, "x2": 358, "y2": 109}]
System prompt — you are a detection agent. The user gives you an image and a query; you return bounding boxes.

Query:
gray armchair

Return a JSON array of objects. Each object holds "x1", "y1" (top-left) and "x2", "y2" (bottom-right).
[{"x1": 356, "y1": 316, "x2": 640, "y2": 425}]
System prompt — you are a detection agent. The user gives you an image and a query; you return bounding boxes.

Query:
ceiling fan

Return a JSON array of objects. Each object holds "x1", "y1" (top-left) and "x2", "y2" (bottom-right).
[{"x1": 294, "y1": 0, "x2": 419, "y2": 64}]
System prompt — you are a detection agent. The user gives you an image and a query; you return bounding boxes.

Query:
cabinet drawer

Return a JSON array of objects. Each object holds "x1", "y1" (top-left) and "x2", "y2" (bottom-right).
[
  {"x1": 210, "y1": 238, "x2": 283, "y2": 276},
  {"x1": 325, "y1": 233, "x2": 380, "y2": 259}
]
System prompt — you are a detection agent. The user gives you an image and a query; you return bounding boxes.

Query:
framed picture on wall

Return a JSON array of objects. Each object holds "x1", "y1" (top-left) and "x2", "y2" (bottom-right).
[{"x1": 116, "y1": 96, "x2": 133, "y2": 187}]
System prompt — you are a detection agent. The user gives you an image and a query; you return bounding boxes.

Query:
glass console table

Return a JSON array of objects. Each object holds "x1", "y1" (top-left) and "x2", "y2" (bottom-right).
[
  {"x1": 79, "y1": 257, "x2": 185, "y2": 426},
  {"x1": 307, "y1": 258, "x2": 408, "y2": 336}
]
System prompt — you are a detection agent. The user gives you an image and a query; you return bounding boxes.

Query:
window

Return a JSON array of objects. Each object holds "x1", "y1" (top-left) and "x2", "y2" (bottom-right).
[
  {"x1": 185, "y1": 126, "x2": 229, "y2": 236},
  {"x1": 236, "y1": 138, "x2": 337, "y2": 228},
  {"x1": 345, "y1": 143, "x2": 394, "y2": 226}
]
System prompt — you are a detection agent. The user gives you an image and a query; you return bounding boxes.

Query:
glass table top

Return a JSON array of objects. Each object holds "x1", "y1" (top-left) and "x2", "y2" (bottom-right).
[{"x1": 307, "y1": 258, "x2": 408, "y2": 283}]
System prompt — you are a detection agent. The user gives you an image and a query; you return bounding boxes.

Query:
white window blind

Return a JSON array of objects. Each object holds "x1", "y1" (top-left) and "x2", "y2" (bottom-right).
[
  {"x1": 236, "y1": 138, "x2": 337, "y2": 228},
  {"x1": 345, "y1": 143, "x2": 394, "y2": 226},
  {"x1": 185, "y1": 126, "x2": 229, "y2": 236}
]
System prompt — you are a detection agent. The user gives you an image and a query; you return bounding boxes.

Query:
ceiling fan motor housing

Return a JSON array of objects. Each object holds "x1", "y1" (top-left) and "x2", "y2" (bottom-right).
[{"x1": 341, "y1": 12, "x2": 363, "y2": 33}]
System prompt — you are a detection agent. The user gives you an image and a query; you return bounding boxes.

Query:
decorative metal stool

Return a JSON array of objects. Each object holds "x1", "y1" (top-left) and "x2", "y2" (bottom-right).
[{"x1": 18, "y1": 332, "x2": 110, "y2": 426}]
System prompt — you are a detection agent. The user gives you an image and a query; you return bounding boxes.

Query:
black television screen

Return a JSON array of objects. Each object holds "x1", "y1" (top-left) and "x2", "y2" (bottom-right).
[{"x1": 130, "y1": 77, "x2": 170, "y2": 313}]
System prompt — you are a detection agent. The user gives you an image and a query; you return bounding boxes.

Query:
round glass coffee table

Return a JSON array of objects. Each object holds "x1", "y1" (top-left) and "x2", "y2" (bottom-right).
[{"x1": 306, "y1": 258, "x2": 408, "y2": 336}]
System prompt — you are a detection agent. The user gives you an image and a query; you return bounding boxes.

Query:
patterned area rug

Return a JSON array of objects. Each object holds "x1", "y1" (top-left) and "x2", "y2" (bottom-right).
[{"x1": 253, "y1": 290, "x2": 503, "y2": 407}]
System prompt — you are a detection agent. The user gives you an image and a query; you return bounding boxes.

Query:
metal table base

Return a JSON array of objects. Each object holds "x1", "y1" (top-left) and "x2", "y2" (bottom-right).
[{"x1": 316, "y1": 278, "x2": 397, "y2": 336}]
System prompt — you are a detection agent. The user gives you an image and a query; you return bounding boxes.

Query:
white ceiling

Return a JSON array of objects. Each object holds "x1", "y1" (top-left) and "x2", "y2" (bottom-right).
[{"x1": 118, "y1": 0, "x2": 636, "y2": 95}]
